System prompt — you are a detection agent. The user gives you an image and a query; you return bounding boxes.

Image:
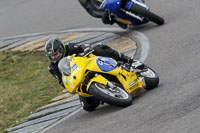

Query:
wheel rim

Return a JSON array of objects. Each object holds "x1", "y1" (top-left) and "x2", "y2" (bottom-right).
[
  {"x1": 140, "y1": 68, "x2": 156, "y2": 78},
  {"x1": 95, "y1": 83, "x2": 129, "y2": 99}
]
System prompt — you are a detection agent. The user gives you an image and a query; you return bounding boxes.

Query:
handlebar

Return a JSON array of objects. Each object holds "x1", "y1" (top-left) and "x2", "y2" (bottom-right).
[{"x1": 83, "y1": 50, "x2": 94, "y2": 57}]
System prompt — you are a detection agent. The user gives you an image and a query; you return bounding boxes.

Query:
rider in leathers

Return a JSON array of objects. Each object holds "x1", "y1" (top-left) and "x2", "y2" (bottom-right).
[{"x1": 45, "y1": 37, "x2": 134, "y2": 111}]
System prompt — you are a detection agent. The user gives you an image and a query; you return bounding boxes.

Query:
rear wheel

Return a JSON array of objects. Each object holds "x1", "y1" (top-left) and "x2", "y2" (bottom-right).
[
  {"x1": 130, "y1": 4, "x2": 164, "y2": 25},
  {"x1": 89, "y1": 82, "x2": 132, "y2": 107}
]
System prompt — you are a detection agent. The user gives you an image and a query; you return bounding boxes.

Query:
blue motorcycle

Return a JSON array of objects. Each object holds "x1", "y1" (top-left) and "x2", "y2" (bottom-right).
[{"x1": 93, "y1": 0, "x2": 164, "y2": 28}]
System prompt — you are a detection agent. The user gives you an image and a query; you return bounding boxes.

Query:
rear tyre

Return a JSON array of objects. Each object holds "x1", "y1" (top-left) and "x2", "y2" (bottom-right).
[
  {"x1": 89, "y1": 82, "x2": 132, "y2": 107},
  {"x1": 130, "y1": 4, "x2": 164, "y2": 25}
]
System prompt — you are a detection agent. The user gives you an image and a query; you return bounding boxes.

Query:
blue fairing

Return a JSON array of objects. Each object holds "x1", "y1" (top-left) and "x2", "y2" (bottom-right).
[
  {"x1": 96, "y1": 57, "x2": 117, "y2": 72},
  {"x1": 100, "y1": 0, "x2": 121, "y2": 14},
  {"x1": 100, "y1": 0, "x2": 149, "y2": 25},
  {"x1": 137, "y1": 0, "x2": 145, "y2": 3},
  {"x1": 115, "y1": 12, "x2": 148, "y2": 25}
]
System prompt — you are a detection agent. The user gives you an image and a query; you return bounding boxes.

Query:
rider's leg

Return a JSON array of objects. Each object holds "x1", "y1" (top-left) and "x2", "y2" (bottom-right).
[
  {"x1": 93, "y1": 44, "x2": 144, "y2": 68},
  {"x1": 93, "y1": 43, "x2": 134, "y2": 63}
]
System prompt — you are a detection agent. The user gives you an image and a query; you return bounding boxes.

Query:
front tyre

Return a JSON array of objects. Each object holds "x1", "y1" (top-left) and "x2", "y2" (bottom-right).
[
  {"x1": 89, "y1": 83, "x2": 132, "y2": 107},
  {"x1": 138, "y1": 65, "x2": 159, "y2": 90},
  {"x1": 130, "y1": 4, "x2": 164, "y2": 25}
]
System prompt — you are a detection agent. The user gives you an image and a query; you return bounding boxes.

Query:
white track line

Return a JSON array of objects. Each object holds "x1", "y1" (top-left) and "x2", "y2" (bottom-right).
[
  {"x1": 0, "y1": 28, "x2": 124, "y2": 40},
  {"x1": 39, "y1": 107, "x2": 82, "y2": 133},
  {"x1": 0, "y1": 27, "x2": 150, "y2": 62},
  {"x1": 131, "y1": 31, "x2": 150, "y2": 62}
]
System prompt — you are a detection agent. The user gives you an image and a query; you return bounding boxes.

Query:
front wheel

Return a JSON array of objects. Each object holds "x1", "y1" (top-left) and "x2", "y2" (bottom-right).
[
  {"x1": 138, "y1": 65, "x2": 159, "y2": 90},
  {"x1": 130, "y1": 4, "x2": 164, "y2": 25},
  {"x1": 89, "y1": 82, "x2": 132, "y2": 107}
]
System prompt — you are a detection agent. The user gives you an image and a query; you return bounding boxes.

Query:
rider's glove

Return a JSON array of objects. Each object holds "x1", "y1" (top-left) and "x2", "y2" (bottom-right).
[
  {"x1": 131, "y1": 60, "x2": 144, "y2": 69},
  {"x1": 59, "y1": 80, "x2": 65, "y2": 89},
  {"x1": 120, "y1": 54, "x2": 134, "y2": 64},
  {"x1": 102, "y1": 10, "x2": 115, "y2": 25}
]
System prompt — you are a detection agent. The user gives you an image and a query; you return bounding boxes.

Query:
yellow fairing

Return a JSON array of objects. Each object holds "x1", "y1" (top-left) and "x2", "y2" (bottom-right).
[
  {"x1": 116, "y1": 68, "x2": 146, "y2": 96},
  {"x1": 62, "y1": 56, "x2": 87, "y2": 94},
  {"x1": 116, "y1": 18, "x2": 132, "y2": 25},
  {"x1": 62, "y1": 54, "x2": 108, "y2": 94},
  {"x1": 62, "y1": 54, "x2": 146, "y2": 97},
  {"x1": 86, "y1": 55, "x2": 119, "y2": 76},
  {"x1": 86, "y1": 75, "x2": 108, "y2": 91},
  {"x1": 77, "y1": 75, "x2": 108, "y2": 97}
]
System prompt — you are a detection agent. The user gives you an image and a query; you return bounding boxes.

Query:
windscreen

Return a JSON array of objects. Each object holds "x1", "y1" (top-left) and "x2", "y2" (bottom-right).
[{"x1": 58, "y1": 56, "x2": 71, "y2": 76}]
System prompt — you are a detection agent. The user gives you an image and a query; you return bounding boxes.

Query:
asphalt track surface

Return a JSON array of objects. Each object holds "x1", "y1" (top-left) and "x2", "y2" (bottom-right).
[{"x1": 1, "y1": 0, "x2": 200, "y2": 133}]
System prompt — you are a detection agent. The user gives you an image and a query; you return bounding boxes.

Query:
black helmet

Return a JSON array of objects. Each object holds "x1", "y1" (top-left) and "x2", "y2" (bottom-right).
[{"x1": 45, "y1": 37, "x2": 66, "y2": 63}]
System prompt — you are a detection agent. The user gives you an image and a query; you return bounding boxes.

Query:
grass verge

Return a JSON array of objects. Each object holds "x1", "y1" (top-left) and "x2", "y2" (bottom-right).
[{"x1": 0, "y1": 50, "x2": 63, "y2": 133}]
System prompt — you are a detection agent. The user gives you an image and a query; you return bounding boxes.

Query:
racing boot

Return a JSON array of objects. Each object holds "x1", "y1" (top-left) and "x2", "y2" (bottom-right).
[
  {"x1": 79, "y1": 95, "x2": 100, "y2": 112},
  {"x1": 115, "y1": 21, "x2": 128, "y2": 29}
]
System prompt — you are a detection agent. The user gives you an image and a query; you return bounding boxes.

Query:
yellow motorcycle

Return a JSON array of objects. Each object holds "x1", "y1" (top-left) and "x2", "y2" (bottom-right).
[{"x1": 58, "y1": 51, "x2": 159, "y2": 109}]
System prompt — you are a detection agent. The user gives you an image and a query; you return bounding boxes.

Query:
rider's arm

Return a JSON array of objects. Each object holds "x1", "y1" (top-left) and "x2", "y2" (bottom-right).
[
  {"x1": 67, "y1": 43, "x2": 92, "y2": 55},
  {"x1": 93, "y1": 43, "x2": 134, "y2": 63},
  {"x1": 78, "y1": 0, "x2": 105, "y2": 18},
  {"x1": 78, "y1": 0, "x2": 114, "y2": 25},
  {"x1": 48, "y1": 63, "x2": 65, "y2": 88}
]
